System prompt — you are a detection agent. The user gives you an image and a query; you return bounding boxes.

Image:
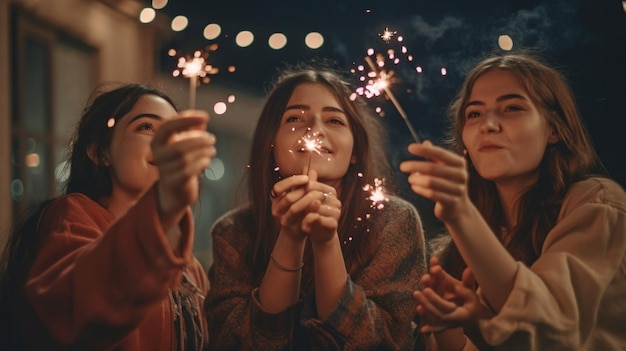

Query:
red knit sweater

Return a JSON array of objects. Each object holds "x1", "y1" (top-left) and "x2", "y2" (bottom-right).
[{"x1": 12, "y1": 187, "x2": 208, "y2": 350}]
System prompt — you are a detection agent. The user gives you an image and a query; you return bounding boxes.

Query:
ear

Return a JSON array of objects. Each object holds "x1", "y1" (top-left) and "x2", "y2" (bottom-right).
[
  {"x1": 548, "y1": 128, "x2": 559, "y2": 144},
  {"x1": 87, "y1": 144, "x2": 110, "y2": 166}
]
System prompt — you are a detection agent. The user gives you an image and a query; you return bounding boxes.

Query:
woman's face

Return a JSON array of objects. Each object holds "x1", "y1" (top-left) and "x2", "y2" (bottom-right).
[
  {"x1": 273, "y1": 82, "x2": 355, "y2": 188},
  {"x1": 461, "y1": 69, "x2": 558, "y2": 188},
  {"x1": 105, "y1": 94, "x2": 178, "y2": 201}
]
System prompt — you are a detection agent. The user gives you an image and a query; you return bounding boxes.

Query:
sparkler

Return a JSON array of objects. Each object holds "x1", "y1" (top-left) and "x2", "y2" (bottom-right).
[
  {"x1": 379, "y1": 27, "x2": 397, "y2": 43},
  {"x1": 297, "y1": 128, "x2": 323, "y2": 175},
  {"x1": 363, "y1": 177, "x2": 389, "y2": 210},
  {"x1": 363, "y1": 55, "x2": 420, "y2": 142},
  {"x1": 172, "y1": 50, "x2": 208, "y2": 109},
  {"x1": 171, "y1": 47, "x2": 224, "y2": 109}
]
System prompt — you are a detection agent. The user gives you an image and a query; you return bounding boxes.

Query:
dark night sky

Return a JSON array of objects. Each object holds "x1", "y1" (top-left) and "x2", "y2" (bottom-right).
[{"x1": 156, "y1": 0, "x2": 626, "y2": 233}]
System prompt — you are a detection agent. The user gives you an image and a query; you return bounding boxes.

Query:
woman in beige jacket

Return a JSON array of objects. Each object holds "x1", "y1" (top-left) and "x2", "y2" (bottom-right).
[{"x1": 400, "y1": 52, "x2": 626, "y2": 350}]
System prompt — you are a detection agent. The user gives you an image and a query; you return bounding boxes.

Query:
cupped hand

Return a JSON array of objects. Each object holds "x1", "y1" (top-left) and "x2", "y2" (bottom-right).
[
  {"x1": 270, "y1": 168, "x2": 341, "y2": 244},
  {"x1": 300, "y1": 169, "x2": 341, "y2": 244},
  {"x1": 398, "y1": 140, "x2": 471, "y2": 223},
  {"x1": 152, "y1": 110, "x2": 216, "y2": 221},
  {"x1": 414, "y1": 257, "x2": 487, "y2": 333}
]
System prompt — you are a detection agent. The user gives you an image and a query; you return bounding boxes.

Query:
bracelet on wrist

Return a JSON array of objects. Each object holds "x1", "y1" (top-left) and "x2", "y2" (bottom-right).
[{"x1": 270, "y1": 253, "x2": 304, "y2": 272}]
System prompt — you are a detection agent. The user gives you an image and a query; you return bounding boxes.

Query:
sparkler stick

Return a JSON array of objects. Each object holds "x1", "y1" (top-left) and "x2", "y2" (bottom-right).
[
  {"x1": 364, "y1": 55, "x2": 420, "y2": 142},
  {"x1": 189, "y1": 75, "x2": 197, "y2": 110},
  {"x1": 300, "y1": 129, "x2": 323, "y2": 176},
  {"x1": 173, "y1": 50, "x2": 208, "y2": 110}
]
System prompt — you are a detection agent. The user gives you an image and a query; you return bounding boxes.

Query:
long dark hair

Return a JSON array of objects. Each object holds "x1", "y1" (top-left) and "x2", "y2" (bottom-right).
[
  {"x1": 65, "y1": 83, "x2": 177, "y2": 200},
  {"x1": 441, "y1": 51, "x2": 606, "y2": 278},
  {"x1": 246, "y1": 64, "x2": 392, "y2": 285},
  {"x1": 0, "y1": 83, "x2": 177, "y2": 346}
]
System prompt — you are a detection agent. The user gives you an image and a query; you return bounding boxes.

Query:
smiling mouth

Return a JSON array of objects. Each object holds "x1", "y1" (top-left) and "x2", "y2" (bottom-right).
[
  {"x1": 297, "y1": 147, "x2": 332, "y2": 154},
  {"x1": 479, "y1": 146, "x2": 502, "y2": 151}
]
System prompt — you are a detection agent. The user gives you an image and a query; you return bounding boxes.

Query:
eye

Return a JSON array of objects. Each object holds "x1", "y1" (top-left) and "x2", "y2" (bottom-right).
[
  {"x1": 285, "y1": 116, "x2": 302, "y2": 123},
  {"x1": 136, "y1": 122, "x2": 155, "y2": 132},
  {"x1": 504, "y1": 105, "x2": 524, "y2": 112},
  {"x1": 465, "y1": 110, "x2": 482, "y2": 119},
  {"x1": 328, "y1": 117, "x2": 346, "y2": 125}
]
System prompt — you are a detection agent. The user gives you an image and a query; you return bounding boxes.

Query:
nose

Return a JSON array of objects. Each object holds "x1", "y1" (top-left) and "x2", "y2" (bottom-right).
[
  {"x1": 479, "y1": 110, "x2": 501, "y2": 133},
  {"x1": 304, "y1": 116, "x2": 326, "y2": 138}
]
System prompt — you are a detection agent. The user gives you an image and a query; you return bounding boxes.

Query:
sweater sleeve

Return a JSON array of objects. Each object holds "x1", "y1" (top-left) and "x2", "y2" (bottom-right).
[
  {"x1": 25, "y1": 186, "x2": 195, "y2": 349},
  {"x1": 477, "y1": 178, "x2": 626, "y2": 350},
  {"x1": 300, "y1": 197, "x2": 427, "y2": 350},
  {"x1": 206, "y1": 208, "x2": 294, "y2": 350}
]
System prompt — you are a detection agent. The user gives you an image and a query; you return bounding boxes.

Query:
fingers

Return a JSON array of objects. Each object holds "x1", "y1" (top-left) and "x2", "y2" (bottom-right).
[
  {"x1": 399, "y1": 142, "x2": 467, "y2": 188},
  {"x1": 430, "y1": 256, "x2": 441, "y2": 267},
  {"x1": 152, "y1": 113, "x2": 210, "y2": 148},
  {"x1": 399, "y1": 143, "x2": 468, "y2": 207},
  {"x1": 414, "y1": 289, "x2": 458, "y2": 333},
  {"x1": 415, "y1": 289, "x2": 471, "y2": 333},
  {"x1": 270, "y1": 176, "x2": 309, "y2": 219},
  {"x1": 178, "y1": 109, "x2": 210, "y2": 120},
  {"x1": 270, "y1": 170, "x2": 341, "y2": 241},
  {"x1": 405, "y1": 141, "x2": 465, "y2": 167},
  {"x1": 152, "y1": 112, "x2": 216, "y2": 219},
  {"x1": 279, "y1": 189, "x2": 339, "y2": 228},
  {"x1": 151, "y1": 112, "x2": 216, "y2": 176},
  {"x1": 461, "y1": 267, "x2": 476, "y2": 290}
]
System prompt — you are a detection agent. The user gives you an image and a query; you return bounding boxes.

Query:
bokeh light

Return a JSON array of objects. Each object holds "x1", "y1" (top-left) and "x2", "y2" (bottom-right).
[
  {"x1": 498, "y1": 34, "x2": 514, "y2": 51},
  {"x1": 139, "y1": 8, "x2": 156, "y2": 23},
  {"x1": 25, "y1": 153, "x2": 40, "y2": 168},
  {"x1": 171, "y1": 15, "x2": 188, "y2": 32},
  {"x1": 305, "y1": 32, "x2": 324, "y2": 49},
  {"x1": 213, "y1": 102, "x2": 227, "y2": 115},
  {"x1": 268, "y1": 33, "x2": 287, "y2": 50},
  {"x1": 235, "y1": 31, "x2": 254, "y2": 47},
  {"x1": 152, "y1": 0, "x2": 168, "y2": 10},
  {"x1": 10, "y1": 179, "x2": 24, "y2": 200},
  {"x1": 204, "y1": 157, "x2": 225, "y2": 181},
  {"x1": 203, "y1": 23, "x2": 221, "y2": 40}
]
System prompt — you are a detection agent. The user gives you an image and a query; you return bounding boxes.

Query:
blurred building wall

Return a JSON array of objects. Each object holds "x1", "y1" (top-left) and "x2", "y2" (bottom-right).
[{"x1": 0, "y1": 0, "x2": 172, "y2": 252}]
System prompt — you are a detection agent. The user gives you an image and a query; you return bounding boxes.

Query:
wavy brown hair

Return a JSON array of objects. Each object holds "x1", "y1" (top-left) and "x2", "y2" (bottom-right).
[
  {"x1": 245, "y1": 64, "x2": 392, "y2": 285},
  {"x1": 440, "y1": 51, "x2": 606, "y2": 279}
]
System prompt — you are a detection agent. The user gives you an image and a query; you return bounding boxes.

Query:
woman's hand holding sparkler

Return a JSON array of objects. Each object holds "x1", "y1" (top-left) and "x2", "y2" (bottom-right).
[
  {"x1": 301, "y1": 169, "x2": 341, "y2": 244},
  {"x1": 270, "y1": 168, "x2": 340, "y2": 244},
  {"x1": 152, "y1": 110, "x2": 216, "y2": 234},
  {"x1": 399, "y1": 140, "x2": 471, "y2": 224}
]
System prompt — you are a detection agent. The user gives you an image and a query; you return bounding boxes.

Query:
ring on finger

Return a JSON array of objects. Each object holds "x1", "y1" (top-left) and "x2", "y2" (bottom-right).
[
  {"x1": 270, "y1": 190, "x2": 277, "y2": 199},
  {"x1": 321, "y1": 192, "x2": 329, "y2": 203}
]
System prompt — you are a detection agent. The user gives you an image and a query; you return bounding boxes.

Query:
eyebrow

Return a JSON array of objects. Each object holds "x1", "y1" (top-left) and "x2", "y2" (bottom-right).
[
  {"x1": 283, "y1": 104, "x2": 345, "y2": 114},
  {"x1": 465, "y1": 93, "x2": 528, "y2": 108},
  {"x1": 126, "y1": 113, "x2": 163, "y2": 125}
]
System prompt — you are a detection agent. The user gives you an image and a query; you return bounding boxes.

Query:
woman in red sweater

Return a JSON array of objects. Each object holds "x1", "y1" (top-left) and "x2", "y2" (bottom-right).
[{"x1": 1, "y1": 84, "x2": 216, "y2": 350}]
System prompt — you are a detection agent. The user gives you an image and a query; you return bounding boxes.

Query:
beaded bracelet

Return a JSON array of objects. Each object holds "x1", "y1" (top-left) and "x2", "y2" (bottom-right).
[{"x1": 270, "y1": 253, "x2": 304, "y2": 272}]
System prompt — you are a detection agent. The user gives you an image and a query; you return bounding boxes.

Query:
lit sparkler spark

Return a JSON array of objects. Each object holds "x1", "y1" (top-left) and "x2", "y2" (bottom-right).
[
  {"x1": 363, "y1": 178, "x2": 389, "y2": 209},
  {"x1": 297, "y1": 129, "x2": 323, "y2": 175},
  {"x1": 171, "y1": 46, "x2": 224, "y2": 109},
  {"x1": 356, "y1": 68, "x2": 396, "y2": 99},
  {"x1": 363, "y1": 55, "x2": 420, "y2": 142},
  {"x1": 379, "y1": 27, "x2": 397, "y2": 43}
]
